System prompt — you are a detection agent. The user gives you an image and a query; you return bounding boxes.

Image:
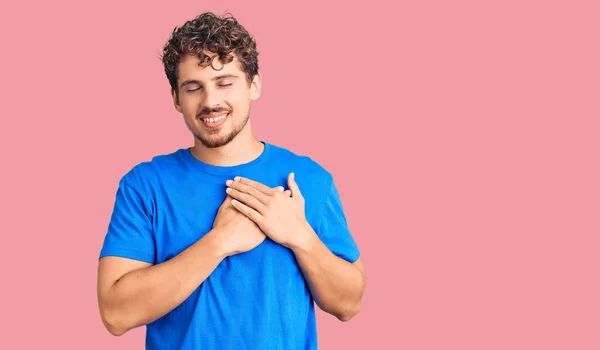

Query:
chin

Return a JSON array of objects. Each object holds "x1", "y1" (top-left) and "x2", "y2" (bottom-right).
[
  {"x1": 197, "y1": 131, "x2": 238, "y2": 149},
  {"x1": 191, "y1": 112, "x2": 250, "y2": 149}
]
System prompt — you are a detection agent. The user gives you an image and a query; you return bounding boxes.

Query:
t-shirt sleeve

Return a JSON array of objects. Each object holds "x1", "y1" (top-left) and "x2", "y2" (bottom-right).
[
  {"x1": 99, "y1": 179, "x2": 156, "y2": 264},
  {"x1": 315, "y1": 177, "x2": 361, "y2": 263}
]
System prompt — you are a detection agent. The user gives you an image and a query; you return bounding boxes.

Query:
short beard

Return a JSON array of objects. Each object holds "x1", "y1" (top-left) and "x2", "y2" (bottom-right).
[{"x1": 195, "y1": 111, "x2": 250, "y2": 149}]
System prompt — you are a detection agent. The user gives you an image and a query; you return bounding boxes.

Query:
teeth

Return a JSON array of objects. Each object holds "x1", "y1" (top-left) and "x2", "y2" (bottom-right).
[{"x1": 205, "y1": 114, "x2": 227, "y2": 123}]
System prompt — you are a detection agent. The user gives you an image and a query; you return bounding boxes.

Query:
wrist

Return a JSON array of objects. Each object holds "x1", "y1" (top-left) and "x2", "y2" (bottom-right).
[
  {"x1": 205, "y1": 227, "x2": 231, "y2": 260},
  {"x1": 288, "y1": 221, "x2": 318, "y2": 253}
]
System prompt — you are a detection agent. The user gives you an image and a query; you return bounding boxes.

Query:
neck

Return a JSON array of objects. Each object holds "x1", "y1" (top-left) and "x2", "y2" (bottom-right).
[{"x1": 190, "y1": 120, "x2": 264, "y2": 167}]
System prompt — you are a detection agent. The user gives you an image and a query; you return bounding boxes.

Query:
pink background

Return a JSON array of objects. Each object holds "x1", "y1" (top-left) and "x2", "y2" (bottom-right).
[{"x1": 1, "y1": 0, "x2": 599, "y2": 349}]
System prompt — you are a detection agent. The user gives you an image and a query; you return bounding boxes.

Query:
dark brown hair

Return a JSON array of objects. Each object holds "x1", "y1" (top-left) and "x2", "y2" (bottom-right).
[{"x1": 161, "y1": 12, "x2": 259, "y2": 97}]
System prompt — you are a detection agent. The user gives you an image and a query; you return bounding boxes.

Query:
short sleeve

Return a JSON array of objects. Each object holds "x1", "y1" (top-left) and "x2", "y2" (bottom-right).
[
  {"x1": 315, "y1": 177, "x2": 360, "y2": 263},
  {"x1": 99, "y1": 179, "x2": 156, "y2": 264}
]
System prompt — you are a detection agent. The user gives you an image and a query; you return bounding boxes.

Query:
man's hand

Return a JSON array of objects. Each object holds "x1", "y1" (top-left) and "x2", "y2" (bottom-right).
[
  {"x1": 225, "y1": 173, "x2": 313, "y2": 250},
  {"x1": 212, "y1": 187, "x2": 292, "y2": 257},
  {"x1": 226, "y1": 174, "x2": 366, "y2": 322},
  {"x1": 210, "y1": 194, "x2": 266, "y2": 257}
]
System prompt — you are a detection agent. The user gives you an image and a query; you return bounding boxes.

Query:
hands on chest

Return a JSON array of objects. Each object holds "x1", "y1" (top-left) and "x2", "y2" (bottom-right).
[{"x1": 210, "y1": 172, "x2": 314, "y2": 257}]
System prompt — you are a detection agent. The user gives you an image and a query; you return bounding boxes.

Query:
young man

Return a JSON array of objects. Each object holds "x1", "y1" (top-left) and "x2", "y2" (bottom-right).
[{"x1": 97, "y1": 12, "x2": 365, "y2": 350}]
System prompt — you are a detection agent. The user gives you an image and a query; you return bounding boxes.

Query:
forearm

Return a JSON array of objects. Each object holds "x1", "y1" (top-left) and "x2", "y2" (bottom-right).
[
  {"x1": 291, "y1": 227, "x2": 365, "y2": 322},
  {"x1": 101, "y1": 229, "x2": 227, "y2": 335}
]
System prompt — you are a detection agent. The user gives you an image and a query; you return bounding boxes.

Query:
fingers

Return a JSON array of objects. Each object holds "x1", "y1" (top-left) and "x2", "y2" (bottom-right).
[
  {"x1": 228, "y1": 177, "x2": 293, "y2": 203},
  {"x1": 231, "y1": 199, "x2": 264, "y2": 225},
  {"x1": 234, "y1": 176, "x2": 281, "y2": 196},
  {"x1": 227, "y1": 179, "x2": 271, "y2": 205},
  {"x1": 275, "y1": 186, "x2": 292, "y2": 197},
  {"x1": 226, "y1": 187, "x2": 267, "y2": 214},
  {"x1": 287, "y1": 172, "x2": 302, "y2": 198}
]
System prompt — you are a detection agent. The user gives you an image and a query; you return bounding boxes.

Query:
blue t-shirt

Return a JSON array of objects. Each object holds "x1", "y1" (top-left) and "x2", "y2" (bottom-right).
[{"x1": 99, "y1": 141, "x2": 360, "y2": 349}]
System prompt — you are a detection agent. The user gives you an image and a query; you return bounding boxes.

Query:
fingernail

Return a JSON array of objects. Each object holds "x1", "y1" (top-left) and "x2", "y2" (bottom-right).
[
  {"x1": 226, "y1": 188, "x2": 231, "y2": 193},
  {"x1": 226, "y1": 180, "x2": 232, "y2": 185},
  {"x1": 234, "y1": 176, "x2": 241, "y2": 181}
]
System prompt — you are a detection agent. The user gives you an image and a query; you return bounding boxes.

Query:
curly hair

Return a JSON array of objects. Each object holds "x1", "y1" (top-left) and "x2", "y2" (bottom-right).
[{"x1": 161, "y1": 12, "x2": 259, "y2": 96}]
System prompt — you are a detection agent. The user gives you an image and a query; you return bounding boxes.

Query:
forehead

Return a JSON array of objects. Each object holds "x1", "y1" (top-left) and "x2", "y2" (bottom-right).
[{"x1": 177, "y1": 52, "x2": 243, "y2": 83}]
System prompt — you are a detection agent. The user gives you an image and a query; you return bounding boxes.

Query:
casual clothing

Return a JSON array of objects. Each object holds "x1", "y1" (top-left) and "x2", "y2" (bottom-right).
[{"x1": 99, "y1": 142, "x2": 360, "y2": 349}]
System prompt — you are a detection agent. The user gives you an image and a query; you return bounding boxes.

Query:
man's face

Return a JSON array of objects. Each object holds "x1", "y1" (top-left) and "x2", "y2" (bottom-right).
[{"x1": 172, "y1": 52, "x2": 261, "y2": 148}]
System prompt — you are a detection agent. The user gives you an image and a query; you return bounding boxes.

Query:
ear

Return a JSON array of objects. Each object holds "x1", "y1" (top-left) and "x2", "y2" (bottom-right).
[
  {"x1": 250, "y1": 72, "x2": 262, "y2": 101},
  {"x1": 171, "y1": 88, "x2": 182, "y2": 113}
]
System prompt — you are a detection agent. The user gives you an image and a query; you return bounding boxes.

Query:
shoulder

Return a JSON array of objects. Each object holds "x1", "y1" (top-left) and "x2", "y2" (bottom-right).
[
  {"x1": 270, "y1": 144, "x2": 333, "y2": 182},
  {"x1": 118, "y1": 148, "x2": 186, "y2": 192},
  {"x1": 267, "y1": 142, "x2": 334, "y2": 187}
]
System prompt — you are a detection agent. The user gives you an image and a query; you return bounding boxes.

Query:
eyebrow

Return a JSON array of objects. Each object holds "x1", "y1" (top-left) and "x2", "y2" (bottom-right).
[{"x1": 179, "y1": 74, "x2": 239, "y2": 88}]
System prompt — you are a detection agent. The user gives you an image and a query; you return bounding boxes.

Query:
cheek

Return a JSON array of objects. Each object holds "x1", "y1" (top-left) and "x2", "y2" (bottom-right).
[
  {"x1": 226, "y1": 88, "x2": 250, "y2": 109},
  {"x1": 178, "y1": 96, "x2": 199, "y2": 115},
  {"x1": 183, "y1": 104, "x2": 197, "y2": 118}
]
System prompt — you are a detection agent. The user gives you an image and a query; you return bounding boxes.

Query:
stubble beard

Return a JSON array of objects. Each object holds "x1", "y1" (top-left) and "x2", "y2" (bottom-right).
[{"x1": 195, "y1": 111, "x2": 250, "y2": 149}]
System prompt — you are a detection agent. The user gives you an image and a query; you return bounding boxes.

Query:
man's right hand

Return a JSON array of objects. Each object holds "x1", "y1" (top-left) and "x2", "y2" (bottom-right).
[
  {"x1": 211, "y1": 186, "x2": 291, "y2": 257},
  {"x1": 212, "y1": 195, "x2": 266, "y2": 256}
]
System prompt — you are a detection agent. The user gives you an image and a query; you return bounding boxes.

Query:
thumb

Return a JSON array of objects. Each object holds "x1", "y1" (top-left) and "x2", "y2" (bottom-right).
[{"x1": 288, "y1": 172, "x2": 302, "y2": 198}]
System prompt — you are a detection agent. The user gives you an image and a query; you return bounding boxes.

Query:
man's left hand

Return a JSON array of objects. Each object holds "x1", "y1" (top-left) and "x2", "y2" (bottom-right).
[{"x1": 225, "y1": 173, "x2": 314, "y2": 250}]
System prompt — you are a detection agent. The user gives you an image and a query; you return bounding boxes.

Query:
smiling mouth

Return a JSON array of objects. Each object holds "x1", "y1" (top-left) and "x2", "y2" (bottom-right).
[
  {"x1": 199, "y1": 112, "x2": 229, "y2": 128},
  {"x1": 200, "y1": 113, "x2": 228, "y2": 122}
]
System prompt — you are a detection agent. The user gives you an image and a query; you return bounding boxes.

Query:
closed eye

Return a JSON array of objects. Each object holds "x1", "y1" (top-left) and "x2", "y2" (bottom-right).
[{"x1": 186, "y1": 84, "x2": 230, "y2": 92}]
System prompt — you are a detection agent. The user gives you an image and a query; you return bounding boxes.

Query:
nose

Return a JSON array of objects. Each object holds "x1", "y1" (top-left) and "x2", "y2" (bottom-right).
[{"x1": 202, "y1": 87, "x2": 221, "y2": 111}]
